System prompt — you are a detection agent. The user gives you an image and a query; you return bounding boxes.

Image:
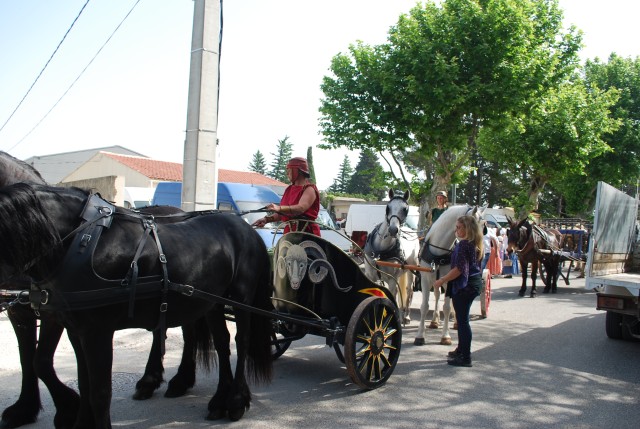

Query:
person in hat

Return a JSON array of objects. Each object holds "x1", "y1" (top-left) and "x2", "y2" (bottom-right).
[
  {"x1": 252, "y1": 157, "x2": 321, "y2": 236},
  {"x1": 428, "y1": 190, "x2": 449, "y2": 227}
]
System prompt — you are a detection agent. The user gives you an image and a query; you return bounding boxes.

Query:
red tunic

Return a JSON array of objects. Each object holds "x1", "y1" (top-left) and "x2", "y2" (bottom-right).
[{"x1": 280, "y1": 183, "x2": 321, "y2": 236}]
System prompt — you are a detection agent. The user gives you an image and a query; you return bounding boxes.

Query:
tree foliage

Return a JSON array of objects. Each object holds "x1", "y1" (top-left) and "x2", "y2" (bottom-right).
[
  {"x1": 347, "y1": 148, "x2": 387, "y2": 199},
  {"x1": 248, "y1": 150, "x2": 267, "y2": 175},
  {"x1": 479, "y1": 80, "x2": 619, "y2": 217},
  {"x1": 268, "y1": 136, "x2": 293, "y2": 183},
  {"x1": 583, "y1": 55, "x2": 640, "y2": 190},
  {"x1": 319, "y1": 0, "x2": 583, "y2": 211},
  {"x1": 327, "y1": 155, "x2": 354, "y2": 193}
]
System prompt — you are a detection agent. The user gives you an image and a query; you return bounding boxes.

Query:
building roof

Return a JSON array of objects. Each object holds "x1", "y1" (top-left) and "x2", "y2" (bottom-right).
[
  {"x1": 25, "y1": 145, "x2": 147, "y2": 184},
  {"x1": 100, "y1": 151, "x2": 287, "y2": 187}
]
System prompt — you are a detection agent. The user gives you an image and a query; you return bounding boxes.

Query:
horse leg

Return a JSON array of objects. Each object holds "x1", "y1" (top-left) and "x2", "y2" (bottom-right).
[
  {"x1": 518, "y1": 263, "x2": 527, "y2": 297},
  {"x1": 132, "y1": 328, "x2": 165, "y2": 400},
  {"x1": 440, "y1": 292, "x2": 453, "y2": 346},
  {"x1": 227, "y1": 310, "x2": 253, "y2": 422},
  {"x1": 206, "y1": 308, "x2": 234, "y2": 421},
  {"x1": 164, "y1": 326, "x2": 195, "y2": 398},
  {"x1": 35, "y1": 318, "x2": 79, "y2": 429},
  {"x1": 398, "y1": 272, "x2": 412, "y2": 325},
  {"x1": 551, "y1": 260, "x2": 559, "y2": 293},
  {"x1": 414, "y1": 271, "x2": 432, "y2": 345},
  {"x1": 65, "y1": 331, "x2": 95, "y2": 429},
  {"x1": 530, "y1": 261, "x2": 538, "y2": 297},
  {"x1": 430, "y1": 285, "x2": 441, "y2": 329},
  {"x1": 75, "y1": 330, "x2": 115, "y2": 429},
  {"x1": 2, "y1": 308, "x2": 41, "y2": 429}
]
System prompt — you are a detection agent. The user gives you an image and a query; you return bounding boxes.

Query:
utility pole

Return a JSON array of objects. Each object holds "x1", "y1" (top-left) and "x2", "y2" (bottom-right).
[{"x1": 182, "y1": 0, "x2": 220, "y2": 211}]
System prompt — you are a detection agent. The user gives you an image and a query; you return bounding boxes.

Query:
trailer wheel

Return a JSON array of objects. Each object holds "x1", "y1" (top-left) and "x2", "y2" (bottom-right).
[
  {"x1": 605, "y1": 311, "x2": 623, "y2": 340},
  {"x1": 345, "y1": 297, "x2": 402, "y2": 389}
]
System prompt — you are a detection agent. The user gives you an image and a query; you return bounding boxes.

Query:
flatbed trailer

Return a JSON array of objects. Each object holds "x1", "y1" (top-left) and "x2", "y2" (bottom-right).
[{"x1": 585, "y1": 181, "x2": 640, "y2": 341}]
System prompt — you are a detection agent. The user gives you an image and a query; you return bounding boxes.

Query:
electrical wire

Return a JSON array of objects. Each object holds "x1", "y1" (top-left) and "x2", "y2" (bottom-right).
[
  {"x1": 0, "y1": 0, "x2": 91, "y2": 135},
  {"x1": 4, "y1": 0, "x2": 142, "y2": 153}
]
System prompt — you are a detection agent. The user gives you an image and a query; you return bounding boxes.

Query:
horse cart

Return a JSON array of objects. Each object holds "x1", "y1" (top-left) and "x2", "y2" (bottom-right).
[
  {"x1": 538, "y1": 218, "x2": 591, "y2": 287},
  {"x1": 266, "y1": 230, "x2": 402, "y2": 389}
]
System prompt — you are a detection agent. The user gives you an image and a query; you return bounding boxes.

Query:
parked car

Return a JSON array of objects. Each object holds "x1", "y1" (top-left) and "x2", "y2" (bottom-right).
[{"x1": 151, "y1": 182, "x2": 350, "y2": 252}]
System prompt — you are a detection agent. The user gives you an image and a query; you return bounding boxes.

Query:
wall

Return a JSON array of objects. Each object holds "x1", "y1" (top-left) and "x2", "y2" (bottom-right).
[{"x1": 58, "y1": 175, "x2": 126, "y2": 206}]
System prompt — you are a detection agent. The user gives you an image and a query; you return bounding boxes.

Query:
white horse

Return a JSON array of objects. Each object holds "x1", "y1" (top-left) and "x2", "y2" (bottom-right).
[
  {"x1": 363, "y1": 189, "x2": 421, "y2": 324},
  {"x1": 414, "y1": 204, "x2": 486, "y2": 346}
]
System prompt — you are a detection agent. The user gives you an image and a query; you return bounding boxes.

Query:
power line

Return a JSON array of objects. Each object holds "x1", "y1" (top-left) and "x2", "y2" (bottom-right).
[
  {"x1": 0, "y1": 0, "x2": 91, "y2": 135},
  {"x1": 5, "y1": 0, "x2": 143, "y2": 153}
]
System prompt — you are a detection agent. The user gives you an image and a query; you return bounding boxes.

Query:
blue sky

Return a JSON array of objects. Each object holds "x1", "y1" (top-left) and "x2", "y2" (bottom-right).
[{"x1": 0, "y1": 0, "x2": 638, "y2": 189}]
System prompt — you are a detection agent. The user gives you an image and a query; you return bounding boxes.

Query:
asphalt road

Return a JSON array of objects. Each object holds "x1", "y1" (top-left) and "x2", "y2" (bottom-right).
[{"x1": 1, "y1": 275, "x2": 639, "y2": 428}]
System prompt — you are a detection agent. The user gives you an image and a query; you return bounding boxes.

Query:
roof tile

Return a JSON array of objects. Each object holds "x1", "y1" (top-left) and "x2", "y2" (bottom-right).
[{"x1": 100, "y1": 151, "x2": 286, "y2": 186}]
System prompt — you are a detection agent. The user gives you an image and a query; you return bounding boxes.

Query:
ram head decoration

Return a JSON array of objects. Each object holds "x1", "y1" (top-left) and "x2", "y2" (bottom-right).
[{"x1": 275, "y1": 239, "x2": 351, "y2": 292}]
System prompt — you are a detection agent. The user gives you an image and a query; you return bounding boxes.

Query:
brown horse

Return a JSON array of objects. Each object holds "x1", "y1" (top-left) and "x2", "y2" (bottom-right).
[{"x1": 506, "y1": 217, "x2": 563, "y2": 297}]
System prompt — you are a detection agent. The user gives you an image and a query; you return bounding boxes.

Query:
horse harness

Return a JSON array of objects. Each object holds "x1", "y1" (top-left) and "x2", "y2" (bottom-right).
[
  {"x1": 366, "y1": 223, "x2": 411, "y2": 280},
  {"x1": 514, "y1": 223, "x2": 565, "y2": 263},
  {"x1": 420, "y1": 238, "x2": 454, "y2": 286},
  {"x1": 25, "y1": 193, "x2": 259, "y2": 355}
]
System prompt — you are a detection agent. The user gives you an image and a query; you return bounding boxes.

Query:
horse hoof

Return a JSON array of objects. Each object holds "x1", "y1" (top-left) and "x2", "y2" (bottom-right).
[
  {"x1": 428, "y1": 322, "x2": 439, "y2": 329},
  {"x1": 228, "y1": 406, "x2": 247, "y2": 422},
  {"x1": 518, "y1": 291, "x2": 525, "y2": 297},
  {"x1": 1, "y1": 414, "x2": 37, "y2": 429},
  {"x1": 480, "y1": 310, "x2": 487, "y2": 319},
  {"x1": 543, "y1": 288, "x2": 550, "y2": 294},
  {"x1": 414, "y1": 337, "x2": 425, "y2": 346},
  {"x1": 206, "y1": 409, "x2": 226, "y2": 421},
  {"x1": 132, "y1": 387, "x2": 155, "y2": 400},
  {"x1": 403, "y1": 316, "x2": 411, "y2": 325},
  {"x1": 530, "y1": 293, "x2": 537, "y2": 298},
  {"x1": 440, "y1": 337, "x2": 452, "y2": 346}
]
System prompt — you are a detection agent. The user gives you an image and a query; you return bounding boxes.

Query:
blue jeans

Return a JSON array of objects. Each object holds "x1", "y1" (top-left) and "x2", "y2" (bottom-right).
[{"x1": 452, "y1": 289, "x2": 478, "y2": 359}]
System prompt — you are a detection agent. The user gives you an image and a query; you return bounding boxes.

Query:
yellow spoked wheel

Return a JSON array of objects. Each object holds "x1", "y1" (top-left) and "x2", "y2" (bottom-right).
[{"x1": 345, "y1": 297, "x2": 402, "y2": 389}]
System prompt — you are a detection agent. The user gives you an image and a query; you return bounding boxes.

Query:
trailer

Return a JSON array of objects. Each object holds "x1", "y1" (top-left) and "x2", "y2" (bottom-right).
[{"x1": 585, "y1": 181, "x2": 640, "y2": 341}]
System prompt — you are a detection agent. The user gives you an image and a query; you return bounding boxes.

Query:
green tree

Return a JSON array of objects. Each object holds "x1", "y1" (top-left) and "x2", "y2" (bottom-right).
[
  {"x1": 319, "y1": 0, "x2": 582, "y2": 209},
  {"x1": 479, "y1": 80, "x2": 619, "y2": 217},
  {"x1": 306, "y1": 146, "x2": 317, "y2": 184},
  {"x1": 327, "y1": 155, "x2": 354, "y2": 193},
  {"x1": 583, "y1": 54, "x2": 640, "y2": 191},
  {"x1": 269, "y1": 136, "x2": 293, "y2": 183},
  {"x1": 248, "y1": 150, "x2": 267, "y2": 175},
  {"x1": 347, "y1": 148, "x2": 387, "y2": 199}
]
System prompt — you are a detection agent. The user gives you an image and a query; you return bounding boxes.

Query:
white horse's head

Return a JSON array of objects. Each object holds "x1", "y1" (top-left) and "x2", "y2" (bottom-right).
[{"x1": 385, "y1": 189, "x2": 410, "y2": 237}]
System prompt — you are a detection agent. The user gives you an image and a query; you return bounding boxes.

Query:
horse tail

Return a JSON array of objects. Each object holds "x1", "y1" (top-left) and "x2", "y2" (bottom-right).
[
  {"x1": 246, "y1": 248, "x2": 274, "y2": 384},
  {"x1": 192, "y1": 316, "x2": 215, "y2": 372}
]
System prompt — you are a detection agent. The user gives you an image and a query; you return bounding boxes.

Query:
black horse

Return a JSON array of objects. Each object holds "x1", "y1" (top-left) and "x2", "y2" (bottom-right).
[
  {"x1": 0, "y1": 183, "x2": 273, "y2": 427},
  {"x1": 0, "y1": 152, "x2": 208, "y2": 429},
  {"x1": 506, "y1": 217, "x2": 563, "y2": 297}
]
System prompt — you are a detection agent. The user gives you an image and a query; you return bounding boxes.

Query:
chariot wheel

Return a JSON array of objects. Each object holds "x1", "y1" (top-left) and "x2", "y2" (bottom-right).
[
  {"x1": 344, "y1": 297, "x2": 402, "y2": 389},
  {"x1": 271, "y1": 322, "x2": 297, "y2": 359},
  {"x1": 480, "y1": 270, "x2": 491, "y2": 318}
]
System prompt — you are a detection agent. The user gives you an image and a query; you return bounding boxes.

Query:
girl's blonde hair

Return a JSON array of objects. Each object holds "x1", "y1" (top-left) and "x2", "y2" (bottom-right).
[{"x1": 457, "y1": 215, "x2": 483, "y2": 261}]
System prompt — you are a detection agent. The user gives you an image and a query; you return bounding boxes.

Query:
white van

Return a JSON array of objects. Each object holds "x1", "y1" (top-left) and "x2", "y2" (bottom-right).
[
  {"x1": 123, "y1": 187, "x2": 155, "y2": 209},
  {"x1": 345, "y1": 203, "x2": 419, "y2": 250}
]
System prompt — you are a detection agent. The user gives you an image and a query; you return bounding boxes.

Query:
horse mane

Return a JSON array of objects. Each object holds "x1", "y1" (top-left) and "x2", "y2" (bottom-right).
[
  {"x1": 0, "y1": 151, "x2": 46, "y2": 185},
  {"x1": 0, "y1": 183, "x2": 62, "y2": 277}
]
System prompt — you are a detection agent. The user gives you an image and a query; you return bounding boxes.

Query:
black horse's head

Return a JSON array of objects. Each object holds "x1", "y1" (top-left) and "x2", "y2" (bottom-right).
[
  {"x1": 506, "y1": 216, "x2": 531, "y2": 254},
  {"x1": 386, "y1": 189, "x2": 410, "y2": 237}
]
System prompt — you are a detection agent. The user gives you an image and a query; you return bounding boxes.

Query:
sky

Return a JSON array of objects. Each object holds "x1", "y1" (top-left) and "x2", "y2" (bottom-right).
[{"x1": 1, "y1": 0, "x2": 639, "y2": 190}]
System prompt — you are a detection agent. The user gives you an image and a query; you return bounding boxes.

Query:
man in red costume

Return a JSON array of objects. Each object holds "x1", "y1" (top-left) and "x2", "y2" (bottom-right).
[{"x1": 252, "y1": 157, "x2": 321, "y2": 236}]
